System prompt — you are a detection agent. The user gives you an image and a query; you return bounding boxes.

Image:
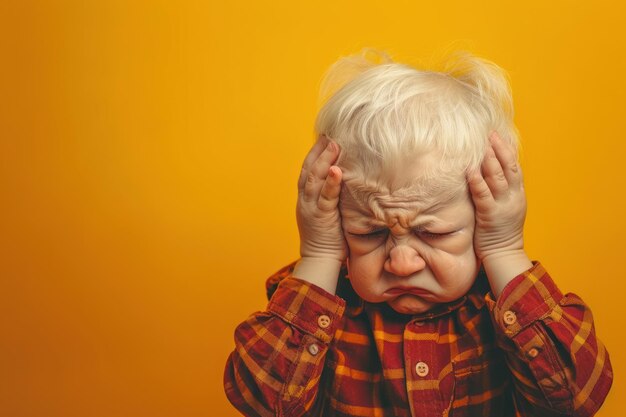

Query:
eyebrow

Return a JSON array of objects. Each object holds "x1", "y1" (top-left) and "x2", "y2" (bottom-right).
[
  {"x1": 351, "y1": 216, "x2": 442, "y2": 231},
  {"x1": 340, "y1": 199, "x2": 445, "y2": 227}
]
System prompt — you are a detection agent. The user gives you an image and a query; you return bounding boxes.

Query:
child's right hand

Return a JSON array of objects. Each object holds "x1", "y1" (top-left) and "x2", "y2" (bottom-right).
[
  {"x1": 296, "y1": 135, "x2": 347, "y2": 262},
  {"x1": 293, "y1": 135, "x2": 346, "y2": 294}
]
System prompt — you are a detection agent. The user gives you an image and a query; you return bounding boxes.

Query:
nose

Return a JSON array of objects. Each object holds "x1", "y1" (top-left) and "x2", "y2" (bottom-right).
[{"x1": 384, "y1": 245, "x2": 426, "y2": 277}]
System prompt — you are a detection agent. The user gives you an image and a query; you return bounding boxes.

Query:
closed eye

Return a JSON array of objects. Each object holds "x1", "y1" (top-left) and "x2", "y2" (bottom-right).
[
  {"x1": 348, "y1": 228, "x2": 457, "y2": 240},
  {"x1": 349, "y1": 229, "x2": 388, "y2": 239},
  {"x1": 416, "y1": 230, "x2": 456, "y2": 239}
]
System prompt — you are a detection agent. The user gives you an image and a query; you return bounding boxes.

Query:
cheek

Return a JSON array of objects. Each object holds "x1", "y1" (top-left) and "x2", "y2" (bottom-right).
[
  {"x1": 443, "y1": 230, "x2": 475, "y2": 255},
  {"x1": 453, "y1": 253, "x2": 478, "y2": 279},
  {"x1": 347, "y1": 253, "x2": 385, "y2": 300},
  {"x1": 421, "y1": 233, "x2": 474, "y2": 269},
  {"x1": 427, "y1": 238, "x2": 477, "y2": 277},
  {"x1": 433, "y1": 252, "x2": 478, "y2": 295}
]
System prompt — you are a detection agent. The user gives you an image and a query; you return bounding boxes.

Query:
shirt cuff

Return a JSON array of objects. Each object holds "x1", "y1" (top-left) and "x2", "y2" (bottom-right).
[
  {"x1": 485, "y1": 261, "x2": 564, "y2": 336},
  {"x1": 267, "y1": 276, "x2": 346, "y2": 343}
]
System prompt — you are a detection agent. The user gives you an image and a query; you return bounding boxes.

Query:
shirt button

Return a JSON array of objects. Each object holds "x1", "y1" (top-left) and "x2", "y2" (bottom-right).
[
  {"x1": 317, "y1": 314, "x2": 331, "y2": 329},
  {"x1": 308, "y1": 343, "x2": 320, "y2": 356},
  {"x1": 503, "y1": 310, "x2": 517, "y2": 325},
  {"x1": 527, "y1": 347, "x2": 540, "y2": 359},
  {"x1": 415, "y1": 361, "x2": 429, "y2": 377}
]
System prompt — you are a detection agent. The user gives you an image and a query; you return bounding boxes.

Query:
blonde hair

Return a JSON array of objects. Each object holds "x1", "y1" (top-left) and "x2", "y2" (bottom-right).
[{"x1": 315, "y1": 49, "x2": 519, "y2": 204}]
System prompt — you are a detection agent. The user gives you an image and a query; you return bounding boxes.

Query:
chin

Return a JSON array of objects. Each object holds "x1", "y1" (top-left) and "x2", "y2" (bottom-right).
[{"x1": 388, "y1": 294, "x2": 435, "y2": 315}]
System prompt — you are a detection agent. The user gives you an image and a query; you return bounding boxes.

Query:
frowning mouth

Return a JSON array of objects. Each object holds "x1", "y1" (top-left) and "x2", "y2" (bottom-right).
[{"x1": 385, "y1": 287, "x2": 430, "y2": 296}]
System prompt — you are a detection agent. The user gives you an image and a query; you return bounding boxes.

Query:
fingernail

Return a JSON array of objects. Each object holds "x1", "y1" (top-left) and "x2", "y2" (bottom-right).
[
  {"x1": 329, "y1": 166, "x2": 336, "y2": 177},
  {"x1": 489, "y1": 132, "x2": 499, "y2": 142}
]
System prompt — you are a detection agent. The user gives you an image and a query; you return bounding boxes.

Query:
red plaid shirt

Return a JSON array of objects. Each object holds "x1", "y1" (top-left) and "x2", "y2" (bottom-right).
[{"x1": 224, "y1": 262, "x2": 612, "y2": 416}]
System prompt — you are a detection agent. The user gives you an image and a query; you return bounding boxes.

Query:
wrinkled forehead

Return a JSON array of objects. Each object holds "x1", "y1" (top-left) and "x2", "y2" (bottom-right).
[
  {"x1": 337, "y1": 150, "x2": 470, "y2": 215},
  {"x1": 339, "y1": 173, "x2": 469, "y2": 217}
]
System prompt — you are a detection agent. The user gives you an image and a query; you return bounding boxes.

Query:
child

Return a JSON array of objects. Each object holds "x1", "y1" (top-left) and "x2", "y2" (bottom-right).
[{"x1": 224, "y1": 50, "x2": 613, "y2": 417}]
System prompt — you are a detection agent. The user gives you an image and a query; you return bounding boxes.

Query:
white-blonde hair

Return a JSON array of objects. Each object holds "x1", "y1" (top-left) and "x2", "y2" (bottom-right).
[{"x1": 315, "y1": 49, "x2": 519, "y2": 206}]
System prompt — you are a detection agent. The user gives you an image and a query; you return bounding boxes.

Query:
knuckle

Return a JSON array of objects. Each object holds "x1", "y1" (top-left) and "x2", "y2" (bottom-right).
[
  {"x1": 306, "y1": 172, "x2": 317, "y2": 184},
  {"x1": 302, "y1": 186, "x2": 317, "y2": 202},
  {"x1": 297, "y1": 173, "x2": 307, "y2": 189},
  {"x1": 470, "y1": 179, "x2": 488, "y2": 194},
  {"x1": 476, "y1": 187, "x2": 491, "y2": 199},
  {"x1": 478, "y1": 191, "x2": 491, "y2": 200},
  {"x1": 317, "y1": 193, "x2": 331, "y2": 205},
  {"x1": 317, "y1": 196, "x2": 337, "y2": 212}
]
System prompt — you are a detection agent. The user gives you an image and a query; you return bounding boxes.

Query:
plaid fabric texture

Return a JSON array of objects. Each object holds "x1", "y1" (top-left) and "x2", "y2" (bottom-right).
[{"x1": 224, "y1": 262, "x2": 612, "y2": 417}]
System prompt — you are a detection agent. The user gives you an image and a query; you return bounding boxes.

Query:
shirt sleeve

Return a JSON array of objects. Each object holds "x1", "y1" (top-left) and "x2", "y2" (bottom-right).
[
  {"x1": 224, "y1": 268, "x2": 346, "y2": 417},
  {"x1": 485, "y1": 262, "x2": 613, "y2": 417}
]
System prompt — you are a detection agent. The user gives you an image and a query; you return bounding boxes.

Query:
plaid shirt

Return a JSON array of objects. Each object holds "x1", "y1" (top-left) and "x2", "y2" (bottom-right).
[{"x1": 224, "y1": 262, "x2": 612, "y2": 417}]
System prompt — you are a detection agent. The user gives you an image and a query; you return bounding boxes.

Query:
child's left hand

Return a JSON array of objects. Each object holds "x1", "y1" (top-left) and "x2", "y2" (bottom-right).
[{"x1": 467, "y1": 132, "x2": 527, "y2": 263}]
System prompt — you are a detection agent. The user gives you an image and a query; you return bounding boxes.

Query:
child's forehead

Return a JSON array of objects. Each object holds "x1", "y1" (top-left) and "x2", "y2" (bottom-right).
[
  {"x1": 337, "y1": 151, "x2": 469, "y2": 214},
  {"x1": 339, "y1": 174, "x2": 468, "y2": 216}
]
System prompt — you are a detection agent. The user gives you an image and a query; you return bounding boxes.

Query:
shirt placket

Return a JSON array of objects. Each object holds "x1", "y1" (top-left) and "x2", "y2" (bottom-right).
[{"x1": 404, "y1": 319, "x2": 448, "y2": 417}]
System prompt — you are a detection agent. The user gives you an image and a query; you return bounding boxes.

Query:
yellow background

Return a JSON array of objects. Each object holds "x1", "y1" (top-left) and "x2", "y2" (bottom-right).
[{"x1": 1, "y1": 1, "x2": 624, "y2": 416}]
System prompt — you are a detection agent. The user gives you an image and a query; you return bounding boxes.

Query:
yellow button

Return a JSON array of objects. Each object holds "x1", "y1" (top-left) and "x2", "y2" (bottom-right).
[
  {"x1": 308, "y1": 343, "x2": 320, "y2": 356},
  {"x1": 415, "y1": 361, "x2": 429, "y2": 377},
  {"x1": 503, "y1": 310, "x2": 517, "y2": 325},
  {"x1": 318, "y1": 314, "x2": 331, "y2": 329},
  {"x1": 527, "y1": 347, "x2": 539, "y2": 358}
]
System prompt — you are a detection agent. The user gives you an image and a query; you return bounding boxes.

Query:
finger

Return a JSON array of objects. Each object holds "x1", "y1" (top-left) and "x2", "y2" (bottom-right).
[
  {"x1": 310, "y1": 141, "x2": 340, "y2": 180},
  {"x1": 302, "y1": 142, "x2": 340, "y2": 202},
  {"x1": 481, "y1": 144, "x2": 509, "y2": 198},
  {"x1": 318, "y1": 166, "x2": 342, "y2": 212},
  {"x1": 489, "y1": 132, "x2": 522, "y2": 189},
  {"x1": 467, "y1": 169, "x2": 495, "y2": 213},
  {"x1": 298, "y1": 135, "x2": 330, "y2": 190}
]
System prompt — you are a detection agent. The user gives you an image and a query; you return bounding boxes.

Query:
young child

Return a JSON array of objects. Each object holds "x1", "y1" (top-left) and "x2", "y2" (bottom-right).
[{"x1": 224, "y1": 50, "x2": 613, "y2": 417}]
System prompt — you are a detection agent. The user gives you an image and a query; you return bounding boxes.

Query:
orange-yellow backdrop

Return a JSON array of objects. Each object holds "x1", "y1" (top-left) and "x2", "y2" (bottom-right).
[{"x1": 1, "y1": 1, "x2": 624, "y2": 416}]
